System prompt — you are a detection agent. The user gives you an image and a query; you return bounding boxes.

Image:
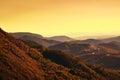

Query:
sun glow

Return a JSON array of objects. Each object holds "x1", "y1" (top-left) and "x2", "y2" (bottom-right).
[{"x1": 0, "y1": 0, "x2": 120, "y2": 38}]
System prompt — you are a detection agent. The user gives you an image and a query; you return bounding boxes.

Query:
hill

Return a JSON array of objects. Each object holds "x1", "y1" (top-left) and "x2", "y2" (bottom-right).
[
  {"x1": 80, "y1": 54, "x2": 120, "y2": 70},
  {"x1": 99, "y1": 41, "x2": 120, "y2": 53},
  {"x1": 49, "y1": 42, "x2": 120, "y2": 69},
  {"x1": 71, "y1": 39, "x2": 103, "y2": 44},
  {"x1": 0, "y1": 28, "x2": 81, "y2": 80},
  {"x1": 49, "y1": 42, "x2": 102, "y2": 55},
  {"x1": 11, "y1": 32, "x2": 43, "y2": 39},
  {"x1": 102, "y1": 36, "x2": 120, "y2": 43},
  {"x1": 11, "y1": 32, "x2": 60, "y2": 47},
  {"x1": 0, "y1": 29, "x2": 44, "y2": 80},
  {"x1": 0, "y1": 28, "x2": 120, "y2": 80},
  {"x1": 48, "y1": 36, "x2": 75, "y2": 42},
  {"x1": 22, "y1": 40, "x2": 48, "y2": 52},
  {"x1": 41, "y1": 50, "x2": 120, "y2": 80}
]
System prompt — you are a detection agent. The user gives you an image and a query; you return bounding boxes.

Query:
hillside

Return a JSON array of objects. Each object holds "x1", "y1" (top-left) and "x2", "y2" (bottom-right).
[
  {"x1": 48, "y1": 36, "x2": 75, "y2": 42},
  {"x1": 102, "y1": 36, "x2": 120, "y2": 43},
  {"x1": 0, "y1": 28, "x2": 120, "y2": 80},
  {"x1": 0, "y1": 28, "x2": 81, "y2": 80},
  {"x1": 49, "y1": 42, "x2": 120, "y2": 69},
  {"x1": 11, "y1": 33, "x2": 60, "y2": 47},
  {"x1": 71, "y1": 39, "x2": 103, "y2": 44},
  {"x1": 99, "y1": 41, "x2": 120, "y2": 53},
  {"x1": 80, "y1": 54, "x2": 120, "y2": 70},
  {"x1": 41, "y1": 50, "x2": 120, "y2": 80},
  {"x1": 11, "y1": 32, "x2": 43, "y2": 39},
  {"x1": 22, "y1": 40, "x2": 48, "y2": 52},
  {"x1": 49, "y1": 42, "x2": 103, "y2": 55},
  {"x1": 0, "y1": 29, "x2": 44, "y2": 80}
]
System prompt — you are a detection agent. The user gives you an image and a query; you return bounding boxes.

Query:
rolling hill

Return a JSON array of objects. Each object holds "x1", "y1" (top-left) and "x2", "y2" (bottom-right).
[
  {"x1": 48, "y1": 36, "x2": 75, "y2": 42},
  {"x1": 0, "y1": 28, "x2": 81, "y2": 80},
  {"x1": 99, "y1": 41, "x2": 120, "y2": 53},
  {"x1": 0, "y1": 28, "x2": 120, "y2": 80},
  {"x1": 71, "y1": 39, "x2": 103, "y2": 44},
  {"x1": 49, "y1": 42, "x2": 103, "y2": 55},
  {"x1": 102, "y1": 36, "x2": 120, "y2": 43},
  {"x1": 11, "y1": 32, "x2": 61, "y2": 47},
  {"x1": 49, "y1": 42, "x2": 120, "y2": 69},
  {"x1": 11, "y1": 32, "x2": 43, "y2": 39}
]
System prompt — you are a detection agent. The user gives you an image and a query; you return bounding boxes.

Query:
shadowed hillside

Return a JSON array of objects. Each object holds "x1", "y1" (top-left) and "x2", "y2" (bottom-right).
[
  {"x1": 41, "y1": 50, "x2": 120, "y2": 80},
  {"x1": 22, "y1": 40, "x2": 48, "y2": 52}
]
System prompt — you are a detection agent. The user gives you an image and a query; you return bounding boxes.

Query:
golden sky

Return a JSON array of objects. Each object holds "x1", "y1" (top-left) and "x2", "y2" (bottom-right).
[{"x1": 0, "y1": 0, "x2": 120, "y2": 38}]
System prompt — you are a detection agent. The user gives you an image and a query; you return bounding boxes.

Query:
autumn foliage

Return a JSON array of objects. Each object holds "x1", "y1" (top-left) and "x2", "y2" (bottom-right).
[{"x1": 0, "y1": 28, "x2": 120, "y2": 80}]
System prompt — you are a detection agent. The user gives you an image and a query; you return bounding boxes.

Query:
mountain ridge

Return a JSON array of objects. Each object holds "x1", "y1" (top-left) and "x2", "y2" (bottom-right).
[
  {"x1": 48, "y1": 36, "x2": 75, "y2": 42},
  {"x1": 0, "y1": 28, "x2": 120, "y2": 80},
  {"x1": 11, "y1": 32, "x2": 61, "y2": 47}
]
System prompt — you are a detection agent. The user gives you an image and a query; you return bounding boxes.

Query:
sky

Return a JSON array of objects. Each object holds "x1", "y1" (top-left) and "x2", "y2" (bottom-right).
[{"x1": 0, "y1": 0, "x2": 120, "y2": 39}]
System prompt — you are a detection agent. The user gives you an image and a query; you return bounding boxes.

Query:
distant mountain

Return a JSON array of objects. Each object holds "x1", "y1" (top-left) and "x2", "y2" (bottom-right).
[
  {"x1": 48, "y1": 36, "x2": 75, "y2": 42},
  {"x1": 76, "y1": 35, "x2": 115, "y2": 40},
  {"x1": 11, "y1": 32, "x2": 61, "y2": 47},
  {"x1": 67, "y1": 36, "x2": 120, "y2": 44},
  {"x1": 102, "y1": 36, "x2": 120, "y2": 43},
  {"x1": 1, "y1": 28, "x2": 120, "y2": 80},
  {"x1": 12, "y1": 32, "x2": 43, "y2": 38}
]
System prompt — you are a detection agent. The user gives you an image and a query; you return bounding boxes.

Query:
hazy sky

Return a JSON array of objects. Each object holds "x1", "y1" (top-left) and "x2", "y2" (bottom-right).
[{"x1": 0, "y1": 0, "x2": 120, "y2": 38}]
